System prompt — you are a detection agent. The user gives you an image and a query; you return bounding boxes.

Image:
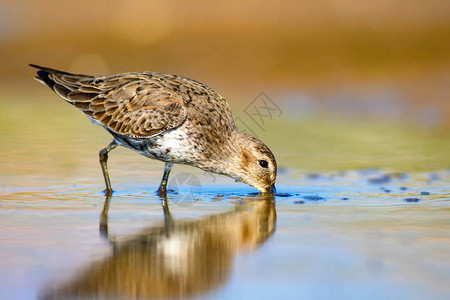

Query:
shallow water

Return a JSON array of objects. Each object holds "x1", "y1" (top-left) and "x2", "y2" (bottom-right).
[{"x1": 1, "y1": 100, "x2": 450, "y2": 299}]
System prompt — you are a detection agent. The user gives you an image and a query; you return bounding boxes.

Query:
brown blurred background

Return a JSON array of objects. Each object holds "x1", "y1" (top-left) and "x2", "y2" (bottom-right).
[{"x1": 1, "y1": 0, "x2": 449, "y2": 126}]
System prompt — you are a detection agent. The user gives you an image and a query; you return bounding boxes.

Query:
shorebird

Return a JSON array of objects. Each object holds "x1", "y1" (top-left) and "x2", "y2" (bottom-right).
[{"x1": 30, "y1": 64, "x2": 277, "y2": 196}]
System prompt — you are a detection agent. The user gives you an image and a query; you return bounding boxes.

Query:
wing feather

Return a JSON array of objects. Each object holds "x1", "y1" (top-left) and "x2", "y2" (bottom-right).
[{"x1": 30, "y1": 65, "x2": 188, "y2": 138}]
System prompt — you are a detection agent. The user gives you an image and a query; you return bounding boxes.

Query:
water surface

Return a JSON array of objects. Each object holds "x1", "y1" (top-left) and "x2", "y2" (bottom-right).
[{"x1": 1, "y1": 100, "x2": 450, "y2": 299}]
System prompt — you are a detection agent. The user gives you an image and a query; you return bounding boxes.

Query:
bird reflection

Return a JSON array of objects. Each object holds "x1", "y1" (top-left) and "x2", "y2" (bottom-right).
[{"x1": 41, "y1": 194, "x2": 276, "y2": 300}]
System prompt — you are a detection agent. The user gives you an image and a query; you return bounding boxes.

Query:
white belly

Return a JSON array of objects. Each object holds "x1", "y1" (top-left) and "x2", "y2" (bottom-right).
[{"x1": 142, "y1": 128, "x2": 193, "y2": 163}]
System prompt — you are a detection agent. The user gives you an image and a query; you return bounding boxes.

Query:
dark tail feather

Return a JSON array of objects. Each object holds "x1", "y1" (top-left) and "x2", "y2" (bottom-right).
[
  {"x1": 29, "y1": 64, "x2": 93, "y2": 104},
  {"x1": 29, "y1": 64, "x2": 74, "y2": 89},
  {"x1": 30, "y1": 64, "x2": 101, "y2": 106},
  {"x1": 35, "y1": 70, "x2": 55, "y2": 89}
]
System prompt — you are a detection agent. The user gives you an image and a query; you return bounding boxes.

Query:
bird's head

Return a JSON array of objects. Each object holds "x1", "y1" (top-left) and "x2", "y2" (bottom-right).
[{"x1": 229, "y1": 133, "x2": 277, "y2": 194}]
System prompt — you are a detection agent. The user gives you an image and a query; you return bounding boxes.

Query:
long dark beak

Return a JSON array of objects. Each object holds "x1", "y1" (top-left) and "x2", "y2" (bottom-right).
[
  {"x1": 263, "y1": 184, "x2": 276, "y2": 194},
  {"x1": 260, "y1": 184, "x2": 276, "y2": 195}
]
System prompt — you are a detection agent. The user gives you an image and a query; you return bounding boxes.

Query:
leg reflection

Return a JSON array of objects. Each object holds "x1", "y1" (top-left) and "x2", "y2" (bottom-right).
[
  {"x1": 161, "y1": 197, "x2": 174, "y2": 235},
  {"x1": 99, "y1": 192, "x2": 112, "y2": 239},
  {"x1": 99, "y1": 193, "x2": 175, "y2": 240}
]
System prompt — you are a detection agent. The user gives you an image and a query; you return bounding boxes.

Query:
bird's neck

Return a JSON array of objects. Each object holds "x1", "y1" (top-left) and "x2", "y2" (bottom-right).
[{"x1": 196, "y1": 130, "x2": 246, "y2": 181}]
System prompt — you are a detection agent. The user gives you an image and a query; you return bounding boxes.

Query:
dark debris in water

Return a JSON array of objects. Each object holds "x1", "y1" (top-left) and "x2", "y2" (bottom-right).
[
  {"x1": 384, "y1": 189, "x2": 391, "y2": 193},
  {"x1": 420, "y1": 191, "x2": 430, "y2": 195},
  {"x1": 305, "y1": 173, "x2": 321, "y2": 180},
  {"x1": 247, "y1": 192, "x2": 260, "y2": 196},
  {"x1": 368, "y1": 174, "x2": 391, "y2": 184},
  {"x1": 302, "y1": 195, "x2": 326, "y2": 201},
  {"x1": 400, "y1": 187, "x2": 408, "y2": 191},
  {"x1": 341, "y1": 197, "x2": 349, "y2": 200},
  {"x1": 293, "y1": 200, "x2": 305, "y2": 204},
  {"x1": 404, "y1": 198, "x2": 421, "y2": 202},
  {"x1": 276, "y1": 193, "x2": 293, "y2": 197}
]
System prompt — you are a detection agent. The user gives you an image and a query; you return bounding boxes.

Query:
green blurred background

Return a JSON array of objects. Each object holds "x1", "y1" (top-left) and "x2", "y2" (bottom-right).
[{"x1": 1, "y1": 0, "x2": 449, "y2": 173}]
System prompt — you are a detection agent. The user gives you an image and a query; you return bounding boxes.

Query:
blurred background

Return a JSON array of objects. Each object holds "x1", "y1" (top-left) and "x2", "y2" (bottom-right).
[
  {"x1": 2, "y1": 0, "x2": 449, "y2": 120},
  {"x1": 1, "y1": 0, "x2": 449, "y2": 172}
]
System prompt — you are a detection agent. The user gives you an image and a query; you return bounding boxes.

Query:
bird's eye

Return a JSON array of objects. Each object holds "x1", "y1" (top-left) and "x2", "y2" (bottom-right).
[{"x1": 259, "y1": 160, "x2": 269, "y2": 168}]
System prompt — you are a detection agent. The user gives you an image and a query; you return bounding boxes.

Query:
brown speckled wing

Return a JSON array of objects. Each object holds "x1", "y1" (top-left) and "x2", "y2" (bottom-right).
[{"x1": 34, "y1": 67, "x2": 188, "y2": 137}]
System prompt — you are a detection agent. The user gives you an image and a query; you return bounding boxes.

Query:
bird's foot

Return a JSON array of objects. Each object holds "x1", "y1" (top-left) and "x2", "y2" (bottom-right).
[
  {"x1": 103, "y1": 188, "x2": 114, "y2": 196},
  {"x1": 157, "y1": 187, "x2": 167, "y2": 198}
]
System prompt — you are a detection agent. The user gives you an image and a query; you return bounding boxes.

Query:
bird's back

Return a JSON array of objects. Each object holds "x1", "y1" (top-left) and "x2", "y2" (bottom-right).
[{"x1": 31, "y1": 65, "x2": 236, "y2": 140}]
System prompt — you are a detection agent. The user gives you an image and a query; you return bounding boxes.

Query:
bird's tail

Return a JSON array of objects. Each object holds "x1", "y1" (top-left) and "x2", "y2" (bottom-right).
[{"x1": 29, "y1": 64, "x2": 94, "y2": 104}]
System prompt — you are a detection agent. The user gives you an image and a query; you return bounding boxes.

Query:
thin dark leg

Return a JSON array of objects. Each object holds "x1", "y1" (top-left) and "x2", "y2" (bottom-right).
[
  {"x1": 99, "y1": 140, "x2": 118, "y2": 196},
  {"x1": 157, "y1": 162, "x2": 174, "y2": 198}
]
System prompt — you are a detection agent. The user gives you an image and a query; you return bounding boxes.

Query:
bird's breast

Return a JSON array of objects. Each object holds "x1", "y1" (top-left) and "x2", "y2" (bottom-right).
[{"x1": 140, "y1": 126, "x2": 198, "y2": 164}]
